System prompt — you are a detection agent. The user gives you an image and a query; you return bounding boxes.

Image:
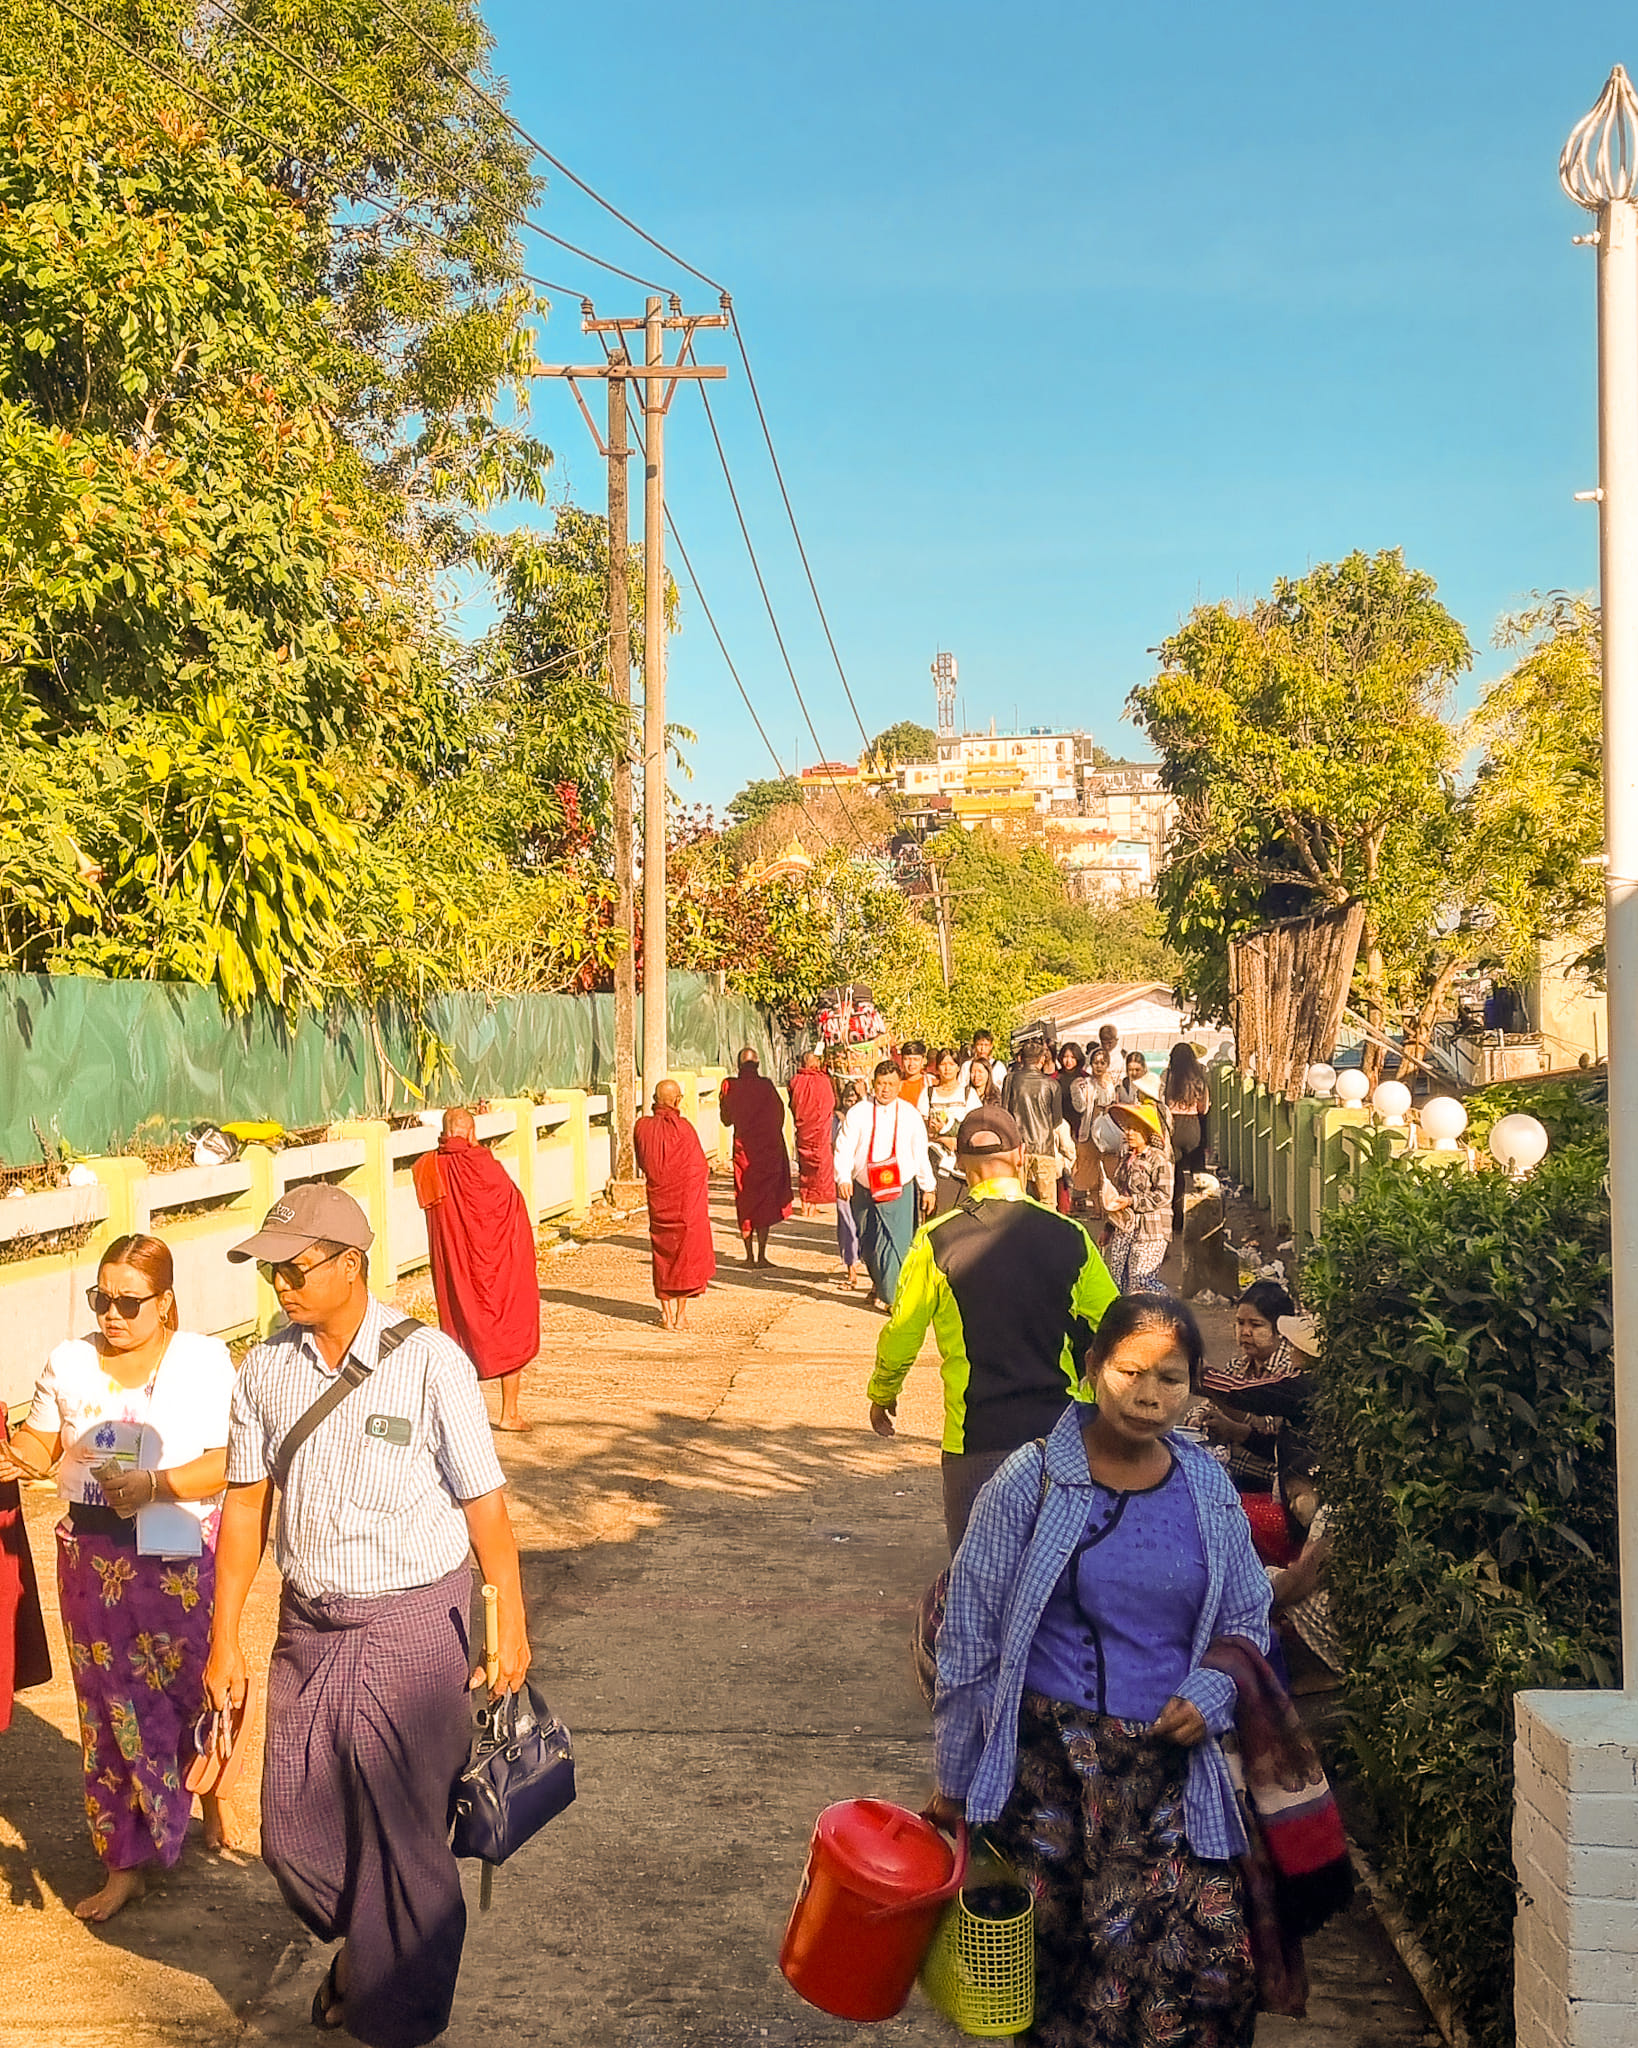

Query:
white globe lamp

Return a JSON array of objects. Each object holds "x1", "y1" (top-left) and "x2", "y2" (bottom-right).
[
  {"x1": 1334, "y1": 1069, "x2": 1371, "y2": 1106},
  {"x1": 1419, "y1": 1096, "x2": 1469, "y2": 1151},
  {"x1": 1490, "y1": 1112, "x2": 1550, "y2": 1178},
  {"x1": 1372, "y1": 1079, "x2": 1412, "y2": 1127},
  {"x1": 1305, "y1": 1062, "x2": 1337, "y2": 1098}
]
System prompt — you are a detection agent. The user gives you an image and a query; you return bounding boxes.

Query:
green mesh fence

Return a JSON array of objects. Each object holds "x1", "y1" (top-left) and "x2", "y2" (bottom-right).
[{"x1": 0, "y1": 971, "x2": 786, "y2": 1162}]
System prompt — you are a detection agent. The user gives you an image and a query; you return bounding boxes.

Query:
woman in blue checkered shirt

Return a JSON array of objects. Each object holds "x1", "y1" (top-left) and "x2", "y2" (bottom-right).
[{"x1": 928, "y1": 1295, "x2": 1272, "y2": 2047}]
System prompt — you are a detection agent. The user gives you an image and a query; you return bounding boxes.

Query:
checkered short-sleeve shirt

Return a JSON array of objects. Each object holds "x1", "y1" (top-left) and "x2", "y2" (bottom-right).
[{"x1": 227, "y1": 1293, "x2": 506, "y2": 1600}]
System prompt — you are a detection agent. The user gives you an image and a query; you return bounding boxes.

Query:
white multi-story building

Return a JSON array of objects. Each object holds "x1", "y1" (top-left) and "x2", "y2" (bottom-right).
[{"x1": 893, "y1": 723, "x2": 1094, "y2": 817}]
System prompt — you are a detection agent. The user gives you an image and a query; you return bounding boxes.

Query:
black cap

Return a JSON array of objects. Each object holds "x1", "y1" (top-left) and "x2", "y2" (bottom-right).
[{"x1": 955, "y1": 1105, "x2": 1024, "y2": 1156}]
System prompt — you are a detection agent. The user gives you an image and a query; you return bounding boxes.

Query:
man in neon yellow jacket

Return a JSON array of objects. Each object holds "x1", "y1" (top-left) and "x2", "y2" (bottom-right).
[{"x1": 866, "y1": 1104, "x2": 1118, "y2": 1549}]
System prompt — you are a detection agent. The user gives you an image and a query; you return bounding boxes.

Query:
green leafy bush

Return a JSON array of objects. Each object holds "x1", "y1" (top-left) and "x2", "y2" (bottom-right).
[{"x1": 1306, "y1": 1133, "x2": 1614, "y2": 2048}]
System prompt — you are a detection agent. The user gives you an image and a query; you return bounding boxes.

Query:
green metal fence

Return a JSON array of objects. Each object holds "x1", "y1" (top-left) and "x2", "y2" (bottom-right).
[{"x1": 1212, "y1": 1063, "x2": 1412, "y2": 1253}]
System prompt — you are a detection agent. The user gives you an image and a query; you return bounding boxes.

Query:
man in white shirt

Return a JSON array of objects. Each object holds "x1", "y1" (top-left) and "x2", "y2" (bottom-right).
[{"x1": 834, "y1": 1060, "x2": 936, "y2": 1311}]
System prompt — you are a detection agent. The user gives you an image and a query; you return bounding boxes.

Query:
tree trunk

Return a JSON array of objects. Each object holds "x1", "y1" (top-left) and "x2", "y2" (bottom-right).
[{"x1": 1360, "y1": 917, "x2": 1387, "y2": 1083}]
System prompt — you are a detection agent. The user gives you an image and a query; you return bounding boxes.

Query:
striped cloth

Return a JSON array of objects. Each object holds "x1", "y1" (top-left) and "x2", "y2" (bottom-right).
[{"x1": 227, "y1": 1294, "x2": 505, "y2": 1600}]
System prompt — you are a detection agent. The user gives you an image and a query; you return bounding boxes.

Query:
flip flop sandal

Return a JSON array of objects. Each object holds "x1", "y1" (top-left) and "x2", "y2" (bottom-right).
[
  {"x1": 311, "y1": 1955, "x2": 346, "y2": 2031},
  {"x1": 184, "y1": 1691, "x2": 256, "y2": 1800}
]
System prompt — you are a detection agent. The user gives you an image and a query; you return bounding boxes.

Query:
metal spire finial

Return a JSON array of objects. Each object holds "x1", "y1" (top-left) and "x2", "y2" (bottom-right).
[{"x1": 1562, "y1": 64, "x2": 1638, "y2": 209}]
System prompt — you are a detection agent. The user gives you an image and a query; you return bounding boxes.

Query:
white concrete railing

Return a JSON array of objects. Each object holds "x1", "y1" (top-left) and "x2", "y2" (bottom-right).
[{"x1": 1, "y1": 1072, "x2": 725, "y2": 1411}]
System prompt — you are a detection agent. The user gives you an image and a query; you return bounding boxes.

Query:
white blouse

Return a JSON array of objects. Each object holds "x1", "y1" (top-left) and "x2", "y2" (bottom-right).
[
  {"x1": 833, "y1": 1096, "x2": 936, "y2": 1194},
  {"x1": 27, "y1": 1330, "x2": 235, "y2": 1548}
]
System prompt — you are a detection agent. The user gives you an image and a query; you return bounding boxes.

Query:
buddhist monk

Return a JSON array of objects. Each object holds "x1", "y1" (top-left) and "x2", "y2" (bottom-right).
[
  {"x1": 633, "y1": 1079, "x2": 717, "y2": 1329},
  {"x1": 719, "y1": 1047, "x2": 792, "y2": 1269},
  {"x1": 412, "y1": 1106, "x2": 540, "y2": 1430},
  {"x1": 788, "y1": 1051, "x2": 837, "y2": 1216}
]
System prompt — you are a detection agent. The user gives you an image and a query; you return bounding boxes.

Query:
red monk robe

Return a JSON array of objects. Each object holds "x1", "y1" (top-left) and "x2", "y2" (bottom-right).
[
  {"x1": 412, "y1": 1135, "x2": 540, "y2": 1379},
  {"x1": 788, "y1": 1065, "x2": 836, "y2": 1208},
  {"x1": 720, "y1": 1067, "x2": 793, "y2": 1236},
  {"x1": 633, "y1": 1104, "x2": 716, "y2": 1299}
]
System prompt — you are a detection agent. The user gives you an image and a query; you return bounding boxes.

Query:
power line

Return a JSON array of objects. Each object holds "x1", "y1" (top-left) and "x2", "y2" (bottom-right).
[
  {"x1": 51, "y1": 0, "x2": 591, "y2": 299},
  {"x1": 663, "y1": 510, "x2": 790, "y2": 784},
  {"x1": 672, "y1": 366, "x2": 876, "y2": 857},
  {"x1": 725, "y1": 308, "x2": 873, "y2": 752},
  {"x1": 371, "y1": 0, "x2": 727, "y2": 296},
  {"x1": 208, "y1": 1, "x2": 669, "y2": 292}
]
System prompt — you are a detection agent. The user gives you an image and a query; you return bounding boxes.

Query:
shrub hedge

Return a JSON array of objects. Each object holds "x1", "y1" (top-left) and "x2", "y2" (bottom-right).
[{"x1": 1306, "y1": 1100, "x2": 1613, "y2": 2048}]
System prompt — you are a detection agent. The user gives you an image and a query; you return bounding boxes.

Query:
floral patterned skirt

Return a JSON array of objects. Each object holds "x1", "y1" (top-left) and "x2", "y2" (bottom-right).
[
  {"x1": 56, "y1": 1516, "x2": 216, "y2": 1871},
  {"x1": 987, "y1": 1692, "x2": 1257, "y2": 2048}
]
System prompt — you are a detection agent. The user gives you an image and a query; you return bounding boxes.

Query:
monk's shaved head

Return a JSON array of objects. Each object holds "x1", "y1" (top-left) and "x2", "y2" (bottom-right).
[
  {"x1": 737, "y1": 1046, "x2": 759, "y2": 1067},
  {"x1": 442, "y1": 1106, "x2": 477, "y2": 1141},
  {"x1": 655, "y1": 1078, "x2": 683, "y2": 1110},
  {"x1": 802, "y1": 1050, "x2": 823, "y2": 1069}
]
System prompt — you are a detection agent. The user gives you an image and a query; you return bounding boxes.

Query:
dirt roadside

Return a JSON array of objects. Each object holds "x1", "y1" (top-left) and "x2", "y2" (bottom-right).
[{"x1": 2, "y1": 1184, "x2": 1437, "y2": 2047}]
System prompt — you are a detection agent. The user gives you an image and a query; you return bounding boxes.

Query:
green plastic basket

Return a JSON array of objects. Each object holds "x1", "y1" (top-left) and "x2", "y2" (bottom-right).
[{"x1": 919, "y1": 1877, "x2": 1034, "y2": 2038}]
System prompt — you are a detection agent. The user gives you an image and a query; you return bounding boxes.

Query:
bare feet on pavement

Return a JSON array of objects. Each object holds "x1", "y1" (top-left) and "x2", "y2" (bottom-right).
[{"x1": 74, "y1": 1864, "x2": 148, "y2": 1922}]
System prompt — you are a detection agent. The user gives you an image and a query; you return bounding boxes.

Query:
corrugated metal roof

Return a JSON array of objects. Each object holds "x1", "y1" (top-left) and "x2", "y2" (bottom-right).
[{"x1": 1019, "y1": 981, "x2": 1177, "y2": 1024}]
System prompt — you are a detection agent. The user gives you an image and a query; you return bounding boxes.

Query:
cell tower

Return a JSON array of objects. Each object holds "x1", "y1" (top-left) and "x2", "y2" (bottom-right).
[{"x1": 931, "y1": 649, "x2": 958, "y2": 736}]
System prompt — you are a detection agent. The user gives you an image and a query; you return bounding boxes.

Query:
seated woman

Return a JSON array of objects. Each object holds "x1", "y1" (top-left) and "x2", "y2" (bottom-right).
[
  {"x1": 0, "y1": 1234, "x2": 235, "y2": 1921},
  {"x1": 930, "y1": 1294, "x2": 1271, "y2": 2048},
  {"x1": 1199, "y1": 1281, "x2": 1313, "y2": 1495}
]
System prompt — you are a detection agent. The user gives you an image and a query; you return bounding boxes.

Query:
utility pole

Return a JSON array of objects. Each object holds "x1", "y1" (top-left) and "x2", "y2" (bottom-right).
[
  {"x1": 929, "y1": 865, "x2": 953, "y2": 989},
  {"x1": 606, "y1": 353, "x2": 636, "y2": 1180},
  {"x1": 532, "y1": 301, "x2": 727, "y2": 1166}
]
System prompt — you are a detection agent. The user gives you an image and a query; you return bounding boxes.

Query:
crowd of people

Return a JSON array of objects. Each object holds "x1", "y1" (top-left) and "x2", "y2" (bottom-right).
[{"x1": 0, "y1": 1026, "x2": 1346, "y2": 2048}]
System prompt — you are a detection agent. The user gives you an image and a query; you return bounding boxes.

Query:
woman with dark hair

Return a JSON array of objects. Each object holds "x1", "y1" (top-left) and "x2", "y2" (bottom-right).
[
  {"x1": 1199, "y1": 1280, "x2": 1310, "y2": 1496},
  {"x1": 967, "y1": 1056, "x2": 1003, "y2": 1108},
  {"x1": 1055, "y1": 1040, "x2": 1085, "y2": 1120},
  {"x1": 1164, "y1": 1043, "x2": 1214, "y2": 1234},
  {"x1": 930, "y1": 1293, "x2": 1271, "y2": 2045},
  {"x1": 0, "y1": 1233, "x2": 235, "y2": 1919}
]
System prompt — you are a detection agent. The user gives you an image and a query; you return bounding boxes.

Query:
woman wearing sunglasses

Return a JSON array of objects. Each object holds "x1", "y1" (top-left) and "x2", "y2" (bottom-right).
[{"x1": 0, "y1": 1232, "x2": 234, "y2": 1921}]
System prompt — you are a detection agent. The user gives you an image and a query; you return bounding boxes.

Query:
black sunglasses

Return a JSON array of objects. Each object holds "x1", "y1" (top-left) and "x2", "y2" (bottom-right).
[
  {"x1": 257, "y1": 1247, "x2": 348, "y2": 1291},
  {"x1": 86, "y1": 1287, "x2": 158, "y2": 1318}
]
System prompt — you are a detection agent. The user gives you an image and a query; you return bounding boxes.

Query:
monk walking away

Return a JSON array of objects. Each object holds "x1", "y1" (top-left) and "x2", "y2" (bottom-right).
[
  {"x1": 413, "y1": 1106, "x2": 540, "y2": 1431},
  {"x1": 787, "y1": 1050, "x2": 837, "y2": 1216},
  {"x1": 634, "y1": 1079, "x2": 717, "y2": 1330},
  {"x1": 206, "y1": 1183, "x2": 532, "y2": 2048},
  {"x1": 720, "y1": 1047, "x2": 792, "y2": 1268}
]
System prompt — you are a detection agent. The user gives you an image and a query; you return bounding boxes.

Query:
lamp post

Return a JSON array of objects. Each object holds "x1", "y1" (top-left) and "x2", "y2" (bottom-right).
[{"x1": 1562, "y1": 65, "x2": 1638, "y2": 1687}]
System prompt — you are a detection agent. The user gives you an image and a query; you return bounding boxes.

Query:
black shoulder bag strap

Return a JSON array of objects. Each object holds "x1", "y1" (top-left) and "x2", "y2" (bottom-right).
[{"x1": 272, "y1": 1316, "x2": 421, "y2": 1491}]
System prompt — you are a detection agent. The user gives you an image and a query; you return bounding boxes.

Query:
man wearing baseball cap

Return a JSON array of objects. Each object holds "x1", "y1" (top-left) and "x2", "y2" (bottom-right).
[
  {"x1": 203, "y1": 1182, "x2": 531, "y2": 2045},
  {"x1": 865, "y1": 1105, "x2": 1118, "y2": 1550}
]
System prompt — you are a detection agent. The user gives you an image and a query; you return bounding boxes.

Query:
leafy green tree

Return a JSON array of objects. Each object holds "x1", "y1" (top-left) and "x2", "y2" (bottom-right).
[
  {"x1": 724, "y1": 778, "x2": 806, "y2": 831},
  {"x1": 1128, "y1": 549, "x2": 1472, "y2": 1038},
  {"x1": 926, "y1": 828, "x2": 1177, "y2": 1045},
  {"x1": 870, "y1": 720, "x2": 937, "y2": 766}
]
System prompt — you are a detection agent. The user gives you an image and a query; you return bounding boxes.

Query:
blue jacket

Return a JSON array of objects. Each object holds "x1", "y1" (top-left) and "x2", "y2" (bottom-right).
[{"x1": 933, "y1": 1403, "x2": 1272, "y2": 1860}]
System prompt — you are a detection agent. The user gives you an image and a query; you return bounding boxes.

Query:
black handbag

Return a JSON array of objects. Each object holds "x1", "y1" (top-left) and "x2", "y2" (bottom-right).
[{"x1": 449, "y1": 1679, "x2": 576, "y2": 1865}]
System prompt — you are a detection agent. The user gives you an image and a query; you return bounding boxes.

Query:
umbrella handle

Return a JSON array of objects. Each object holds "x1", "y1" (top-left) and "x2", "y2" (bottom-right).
[{"x1": 482, "y1": 1582, "x2": 500, "y2": 1692}]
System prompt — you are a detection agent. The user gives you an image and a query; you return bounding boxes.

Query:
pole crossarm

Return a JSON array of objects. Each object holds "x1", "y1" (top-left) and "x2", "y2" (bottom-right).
[{"x1": 530, "y1": 365, "x2": 727, "y2": 379}]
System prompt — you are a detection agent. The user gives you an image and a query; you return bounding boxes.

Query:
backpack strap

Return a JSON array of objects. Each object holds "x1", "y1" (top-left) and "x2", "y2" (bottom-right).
[{"x1": 271, "y1": 1316, "x2": 421, "y2": 1492}]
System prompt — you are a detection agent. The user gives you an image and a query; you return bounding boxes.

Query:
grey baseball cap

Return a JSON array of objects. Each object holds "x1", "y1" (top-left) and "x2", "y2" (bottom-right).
[{"x1": 228, "y1": 1182, "x2": 375, "y2": 1263}]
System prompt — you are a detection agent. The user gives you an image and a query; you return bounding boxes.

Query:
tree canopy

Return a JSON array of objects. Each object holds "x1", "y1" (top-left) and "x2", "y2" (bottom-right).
[{"x1": 871, "y1": 720, "x2": 937, "y2": 765}]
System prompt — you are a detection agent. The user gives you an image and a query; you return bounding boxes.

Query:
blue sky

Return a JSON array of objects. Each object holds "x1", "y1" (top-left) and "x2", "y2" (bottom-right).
[{"x1": 484, "y1": 1, "x2": 1624, "y2": 810}]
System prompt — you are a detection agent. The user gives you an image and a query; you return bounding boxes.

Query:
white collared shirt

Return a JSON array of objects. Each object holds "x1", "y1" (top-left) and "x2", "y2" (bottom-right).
[
  {"x1": 227, "y1": 1294, "x2": 505, "y2": 1600},
  {"x1": 833, "y1": 1095, "x2": 936, "y2": 1193}
]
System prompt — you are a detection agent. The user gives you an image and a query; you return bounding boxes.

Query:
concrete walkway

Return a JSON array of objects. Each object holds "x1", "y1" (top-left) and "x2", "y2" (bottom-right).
[{"x1": 2, "y1": 1185, "x2": 1439, "y2": 2046}]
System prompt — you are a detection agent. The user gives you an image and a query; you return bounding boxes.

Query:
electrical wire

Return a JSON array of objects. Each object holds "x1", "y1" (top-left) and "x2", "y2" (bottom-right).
[
  {"x1": 670, "y1": 367, "x2": 876, "y2": 857},
  {"x1": 208, "y1": 1, "x2": 669, "y2": 292},
  {"x1": 725, "y1": 307, "x2": 873, "y2": 752},
  {"x1": 371, "y1": 0, "x2": 727, "y2": 295},
  {"x1": 50, "y1": 0, "x2": 591, "y2": 298}
]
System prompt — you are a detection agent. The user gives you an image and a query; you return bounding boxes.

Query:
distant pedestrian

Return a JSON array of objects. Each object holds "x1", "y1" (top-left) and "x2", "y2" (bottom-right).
[
  {"x1": 1003, "y1": 1040, "x2": 1063, "y2": 1205},
  {"x1": 966, "y1": 1054, "x2": 1003, "y2": 1109},
  {"x1": 413, "y1": 1105, "x2": 539, "y2": 1432},
  {"x1": 720, "y1": 1047, "x2": 793, "y2": 1267},
  {"x1": 925, "y1": 1048, "x2": 980, "y2": 1215},
  {"x1": 1114, "y1": 1048, "x2": 1152, "y2": 1104},
  {"x1": 1072, "y1": 1043, "x2": 1119, "y2": 1207},
  {"x1": 207, "y1": 1184, "x2": 530, "y2": 2046},
  {"x1": 959, "y1": 1029, "x2": 1008, "y2": 1095},
  {"x1": 833, "y1": 1078, "x2": 867, "y2": 1286},
  {"x1": 1102, "y1": 1096, "x2": 1174, "y2": 1293},
  {"x1": 927, "y1": 1294, "x2": 1273, "y2": 2048},
  {"x1": 868, "y1": 1105, "x2": 1117, "y2": 1549},
  {"x1": 897, "y1": 1040, "x2": 930, "y2": 1115},
  {"x1": 1163, "y1": 1042, "x2": 1214, "y2": 1234},
  {"x1": 1199, "y1": 1282, "x2": 1308, "y2": 1494},
  {"x1": 834, "y1": 1060, "x2": 935, "y2": 1310},
  {"x1": 634, "y1": 1079, "x2": 718, "y2": 1330},
  {"x1": 788, "y1": 1051, "x2": 837, "y2": 1216},
  {"x1": 1097, "y1": 1020, "x2": 1122, "y2": 1069},
  {"x1": 0, "y1": 1234, "x2": 234, "y2": 1920}
]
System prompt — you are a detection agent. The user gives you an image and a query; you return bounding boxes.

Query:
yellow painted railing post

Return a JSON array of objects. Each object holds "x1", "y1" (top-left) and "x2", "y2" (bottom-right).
[
  {"x1": 544, "y1": 1089, "x2": 590, "y2": 1213},
  {"x1": 89, "y1": 1155, "x2": 148, "y2": 1251},
  {"x1": 493, "y1": 1096, "x2": 539, "y2": 1222},
  {"x1": 331, "y1": 1119, "x2": 395, "y2": 1279},
  {"x1": 671, "y1": 1070, "x2": 700, "y2": 1129}
]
